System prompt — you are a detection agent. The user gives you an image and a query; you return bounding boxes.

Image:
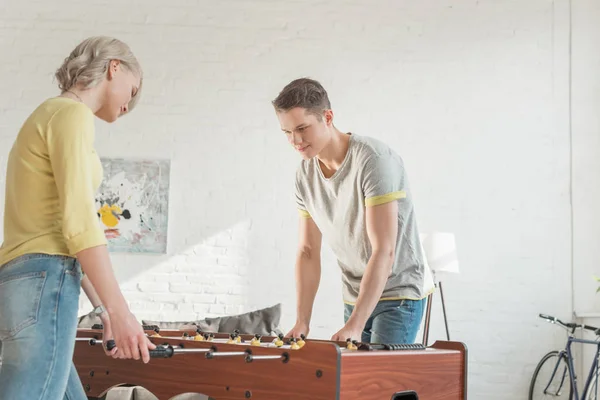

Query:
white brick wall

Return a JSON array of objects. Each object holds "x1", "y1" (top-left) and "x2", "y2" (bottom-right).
[
  {"x1": 0, "y1": 0, "x2": 584, "y2": 398},
  {"x1": 572, "y1": 0, "x2": 600, "y2": 383}
]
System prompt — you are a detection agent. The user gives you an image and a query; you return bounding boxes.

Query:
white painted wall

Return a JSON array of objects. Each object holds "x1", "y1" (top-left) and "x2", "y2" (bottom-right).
[
  {"x1": 0, "y1": 1, "x2": 582, "y2": 398},
  {"x1": 572, "y1": 0, "x2": 600, "y2": 391},
  {"x1": 572, "y1": 0, "x2": 600, "y2": 316}
]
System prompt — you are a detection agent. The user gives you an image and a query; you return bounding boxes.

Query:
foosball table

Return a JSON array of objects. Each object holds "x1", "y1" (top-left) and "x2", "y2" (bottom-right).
[{"x1": 74, "y1": 326, "x2": 467, "y2": 400}]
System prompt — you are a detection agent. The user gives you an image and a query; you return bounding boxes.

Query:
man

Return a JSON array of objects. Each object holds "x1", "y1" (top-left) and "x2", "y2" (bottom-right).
[{"x1": 272, "y1": 78, "x2": 433, "y2": 344}]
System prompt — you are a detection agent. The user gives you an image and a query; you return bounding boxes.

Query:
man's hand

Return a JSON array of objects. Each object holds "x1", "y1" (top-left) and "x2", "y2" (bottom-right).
[
  {"x1": 331, "y1": 321, "x2": 364, "y2": 342},
  {"x1": 286, "y1": 321, "x2": 310, "y2": 339}
]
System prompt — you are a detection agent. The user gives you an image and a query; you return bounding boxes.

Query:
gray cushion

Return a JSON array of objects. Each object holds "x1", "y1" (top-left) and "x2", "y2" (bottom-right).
[
  {"x1": 140, "y1": 317, "x2": 221, "y2": 332},
  {"x1": 77, "y1": 310, "x2": 103, "y2": 328},
  {"x1": 217, "y1": 303, "x2": 282, "y2": 335},
  {"x1": 141, "y1": 303, "x2": 283, "y2": 335}
]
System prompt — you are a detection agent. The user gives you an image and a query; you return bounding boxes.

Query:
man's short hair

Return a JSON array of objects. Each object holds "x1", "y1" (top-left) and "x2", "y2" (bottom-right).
[{"x1": 272, "y1": 78, "x2": 331, "y2": 119}]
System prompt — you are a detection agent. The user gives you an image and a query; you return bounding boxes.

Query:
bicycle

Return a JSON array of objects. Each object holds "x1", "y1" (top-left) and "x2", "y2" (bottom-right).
[{"x1": 529, "y1": 313, "x2": 600, "y2": 399}]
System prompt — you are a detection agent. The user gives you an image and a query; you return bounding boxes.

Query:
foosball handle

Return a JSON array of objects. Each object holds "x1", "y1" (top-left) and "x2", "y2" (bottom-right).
[
  {"x1": 358, "y1": 343, "x2": 426, "y2": 351},
  {"x1": 149, "y1": 345, "x2": 174, "y2": 358},
  {"x1": 92, "y1": 324, "x2": 160, "y2": 332},
  {"x1": 105, "y1": 340, "x2": 174, "y2": 358}
]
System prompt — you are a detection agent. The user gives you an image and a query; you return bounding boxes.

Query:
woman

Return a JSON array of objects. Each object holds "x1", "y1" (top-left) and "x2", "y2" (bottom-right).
[{"x1": 0, "y1": 36, "x2": 155, "y2": 399}]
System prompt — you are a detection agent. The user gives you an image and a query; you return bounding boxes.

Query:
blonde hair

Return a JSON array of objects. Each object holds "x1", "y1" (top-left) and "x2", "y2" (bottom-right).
[{"x1": 55, "y1": 36, "x2": 143, "y2": 111}]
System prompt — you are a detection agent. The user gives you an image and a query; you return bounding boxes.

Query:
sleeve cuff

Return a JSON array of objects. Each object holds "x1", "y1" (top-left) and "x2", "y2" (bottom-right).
[
  {"x1": 298, "y1": 209, "x2": 312, "y2": 218},
  {"x1": 365, "y1": 190, "x2": 406, "y2": 207},
  {"x1": 67, "y1": 228, "x2": 108, "y2": 254}
]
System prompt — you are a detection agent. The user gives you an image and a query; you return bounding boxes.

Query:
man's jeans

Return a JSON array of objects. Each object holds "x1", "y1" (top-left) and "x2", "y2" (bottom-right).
[
  {"x1": 344, "y1": 298, "x2": 426, "y2": 344},
  {"x1": 0, "y1": 253, "x2": 87, "y2": 400}
]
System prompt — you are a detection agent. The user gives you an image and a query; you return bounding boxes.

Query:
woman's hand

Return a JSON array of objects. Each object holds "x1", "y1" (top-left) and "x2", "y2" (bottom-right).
[{"x1": 108, "y1": 308, "x2": 156, "y2": 364}]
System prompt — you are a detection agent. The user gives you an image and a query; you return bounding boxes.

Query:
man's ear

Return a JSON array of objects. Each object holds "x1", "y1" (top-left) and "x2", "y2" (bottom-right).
[{"x1": 323, "y1": 109, "x2": 334, "y2": 125}]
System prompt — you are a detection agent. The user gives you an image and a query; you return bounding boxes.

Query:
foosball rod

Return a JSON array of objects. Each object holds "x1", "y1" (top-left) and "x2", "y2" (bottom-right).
[
  {"x1": 76, "y1": 338, "x2": 108, "y2": 346},
  {"x1": 104, "y1": 340, "x2": 210, "y2": 358},
  {"x1": 101, "y1": 340, "x2": 289, "y2": 362},
  {"x1": 76, "y1": 337, "x2": 183, "y2": 349},
  {"x1": 77, "y1": 337, "x2": 186, "y2": 350}
]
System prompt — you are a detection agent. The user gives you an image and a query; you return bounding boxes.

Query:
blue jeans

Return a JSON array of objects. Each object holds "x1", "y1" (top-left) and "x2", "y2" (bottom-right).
[
  {"x1": 344, "y1": 298, "x2": 426, "y2": 344},
  {"x1": 0, "y1": 253, "x2": 87, "y2": 400}
]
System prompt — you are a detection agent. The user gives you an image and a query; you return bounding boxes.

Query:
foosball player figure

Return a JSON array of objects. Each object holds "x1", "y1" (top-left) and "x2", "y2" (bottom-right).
[
  {"x1": 194, "y1": 329, "x2": 204, "y2": 341},
  {"x1": 297, "y1": 334, "x2": 306, "y2": 348},
  {"x1": 234, "y1": 329, "x2": 243, "y2": 343},
  {"x1": 251, "y1": 334, "x2": 262, "y2": 346},
  {"x1": 273, "y1": 333, "x2": 284, "y2": 347},
  {"x1": 290, "y1": 338, "x2": 300, "y2": 350},
  {"x1": 346, "y1": 338, "x2": 358, "y2": 350},
  {"x1": 227, "y1": 332, "x2": 238, "y2": 344}
]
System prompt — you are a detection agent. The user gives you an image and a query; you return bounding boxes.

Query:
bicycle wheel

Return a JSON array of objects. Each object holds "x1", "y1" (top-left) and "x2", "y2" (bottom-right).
[{"x1": 529, "y1": 350, "x2": 573, "y2": 400}]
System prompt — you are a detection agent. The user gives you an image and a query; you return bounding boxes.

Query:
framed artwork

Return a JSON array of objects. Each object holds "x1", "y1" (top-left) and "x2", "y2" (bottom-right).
[{"x1": 95, "y1": 157, "x2": 170, "y2": 254}]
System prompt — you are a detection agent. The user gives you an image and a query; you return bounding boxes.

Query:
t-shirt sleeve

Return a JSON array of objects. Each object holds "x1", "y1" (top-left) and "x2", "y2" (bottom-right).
[
  {"x1": 362, "y1": 154, "x2": 407, "y2": 207},
  {"x1": 295, "y1": 171, "x2": 311, "y2": 218},
  {"x1": 46, "y1": 103, "x2": 107, "y2": 254}
]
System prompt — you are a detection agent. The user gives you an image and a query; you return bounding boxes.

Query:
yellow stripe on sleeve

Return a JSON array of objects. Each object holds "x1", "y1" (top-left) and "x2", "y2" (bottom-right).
[
  {"x1": 365, "y1": 190, "x2": 406, "y2": 207},
  {"x1": 298, "y1": 209, "x2": 311, "y2": 218}
]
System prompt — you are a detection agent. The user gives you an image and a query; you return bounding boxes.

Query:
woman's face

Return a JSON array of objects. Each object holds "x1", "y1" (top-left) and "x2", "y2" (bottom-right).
[{"x1": 96, "y1": 60, "x2": 140, "y2": 123}]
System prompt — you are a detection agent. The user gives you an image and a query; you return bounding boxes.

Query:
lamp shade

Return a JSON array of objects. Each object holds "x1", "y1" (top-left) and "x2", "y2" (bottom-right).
[{"x1": 419, "y1": 232, "x2": 459, "y2": 273}]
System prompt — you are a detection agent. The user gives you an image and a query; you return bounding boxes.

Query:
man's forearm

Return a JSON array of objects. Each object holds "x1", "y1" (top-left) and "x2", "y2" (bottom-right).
[
  {"x1": 295, "y1": 250, "x2": 321, "y2": 325},
  {"x1": 346, "y1": 249, "x2": 394, "y2": 329}
]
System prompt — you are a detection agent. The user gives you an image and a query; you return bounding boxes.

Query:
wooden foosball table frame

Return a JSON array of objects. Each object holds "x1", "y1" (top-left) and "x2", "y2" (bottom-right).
[{"x1": 74, "y1": 327, "x2": 467, "y2": 400}]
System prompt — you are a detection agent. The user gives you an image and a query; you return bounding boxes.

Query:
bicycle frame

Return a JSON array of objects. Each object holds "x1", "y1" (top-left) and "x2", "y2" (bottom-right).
[{"x1": 545, "y1": 335, "x2": 600, "y2": 400}]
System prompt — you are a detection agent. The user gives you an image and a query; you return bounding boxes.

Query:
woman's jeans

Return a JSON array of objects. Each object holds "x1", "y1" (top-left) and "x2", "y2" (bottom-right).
[
  {"x1": 0, "y1": 253, "x2": 87, "y2": 400},
  {"x1": 344, "y1": 298, "x2": 426, "y2": 344}
]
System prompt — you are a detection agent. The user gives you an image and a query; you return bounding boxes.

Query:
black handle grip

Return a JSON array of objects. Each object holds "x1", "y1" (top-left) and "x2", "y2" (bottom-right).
[
  {"x1": 149, "y1": 345, "x2": 174, "y2": 358},
  {"x1": 105, "y1": 340, "x2": 173, "y2": 358},
  {"x1": 583, "y1": 324, "x2": 600, "y2": 333},
  {"x1": 358, "y1": 343, "x2": 426, "y2": 351},
  {"x1": 539, "y1": 314, "x2": 554, "y2": 321}
]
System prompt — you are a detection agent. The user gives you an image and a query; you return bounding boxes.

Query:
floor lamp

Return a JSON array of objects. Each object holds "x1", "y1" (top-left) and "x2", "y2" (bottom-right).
[{"x1": 420, "y1": 232, "x2": 460, "y2": 346}]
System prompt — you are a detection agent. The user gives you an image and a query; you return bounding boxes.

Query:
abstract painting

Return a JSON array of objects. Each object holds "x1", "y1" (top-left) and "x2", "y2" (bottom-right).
[{"x1": 95, "y1": 158, "x2": 170, "y2": 254}]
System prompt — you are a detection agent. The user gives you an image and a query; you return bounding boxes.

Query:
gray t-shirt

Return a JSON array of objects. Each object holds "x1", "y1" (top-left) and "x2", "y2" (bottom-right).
[{"x1": 295, "y1": 133, "x2": 429, "y2": 304}]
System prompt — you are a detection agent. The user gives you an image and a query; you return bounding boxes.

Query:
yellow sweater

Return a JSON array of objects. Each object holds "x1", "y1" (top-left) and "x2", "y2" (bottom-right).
[{"x1": 0, "y1": 97, "x2": 107, "y2": 266}]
